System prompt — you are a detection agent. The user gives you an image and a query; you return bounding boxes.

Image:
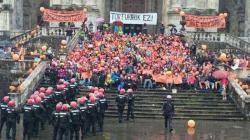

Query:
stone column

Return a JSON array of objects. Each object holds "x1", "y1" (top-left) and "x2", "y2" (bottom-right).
[
  {"x1": 245, "y1": 0, "x2": 250, "y2": 37},
  {"x1": 161, "y1": 0, "x2": 169, "y2": 27}
]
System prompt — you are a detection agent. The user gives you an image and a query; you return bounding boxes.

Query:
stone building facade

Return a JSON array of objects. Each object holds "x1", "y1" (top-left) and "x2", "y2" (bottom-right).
[
  {"x1": 219, "y1": 0, "x2": 250, "y2": 38},
  {"x1": 49, "y1": 0, "x2": 105, "y2": 32},
  {"x1": 0, "y1": 0, "x2": 47, "y2": 35},
  {"x1": 104, "y1": 0, "x2": 219, "y2": 33}
]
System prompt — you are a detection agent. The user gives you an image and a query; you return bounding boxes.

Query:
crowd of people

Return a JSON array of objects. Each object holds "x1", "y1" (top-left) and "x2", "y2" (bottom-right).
[
  {"x1": 1, "y1": 23, "x2": 249, "y2": 139},
  {"x1": 0, "y1": 72, "x2": 109, "y2": 140},
  {"x1": 62, "y1": 32, "x2": 234, "y2": 93}
]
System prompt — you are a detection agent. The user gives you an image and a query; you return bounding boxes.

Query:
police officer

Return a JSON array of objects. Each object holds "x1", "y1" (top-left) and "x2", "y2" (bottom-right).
[
  {"x1": 51, "y1": 103, "x2": 62, "y2": 140},
  {"x1": 116, "y1": 89, "x2": 126, "y2": 123},
  {"x1": 22, "y1": 99, "x2": 35, "y2": 140},
  {"x1": 58, "y1": 104, "x2": 72, "y2": 140},
  {"x1": 126, "y1": 89, "x2": 135, "y2": 121},
  {"x1": 54, "y1": 87, "x2": 64, "y2": 103},
  {"x1": 0, "y1": 96, "x2": 10, "y2": 137},
  {"x1": 162, "y1": 95, "x2": 175, "y2": 132},
  {"x1": 97, "y1": 92, "x2": 108, "y2": 132},
  {"x1": 86, "y1": 96, "x2": 97, "y2": 135},
  {"x1": 42, "y1": 90, "x2": 55, "y2": 125},
  {"x1": 33, "y1": 96, "x2": 45, "y2": 137},
  {"x1": 6, "y1": 100, "x2": 20, "y2": 140},
  {"x1": 78, "y1": 97, "x2": 88, "y2": 139},
  {"x1": 69, "y1": 101, "x2": 81, "y2": 140}
]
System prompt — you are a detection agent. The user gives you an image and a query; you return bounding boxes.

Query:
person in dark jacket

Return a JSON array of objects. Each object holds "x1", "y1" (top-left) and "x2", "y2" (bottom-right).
[
  {"x1": 6, "y1": 101, "x2": 20, "y2": 140},
  {"x1": 33, "y1": 97, "x2": 45, "y2": 137},
  {"x1": 97, "y1": 92, "x2": 108, "y2": 132},
  {"x1": 58, "y1": 104, "x2": 72, "y2": 140},
  {"x1": 78, "y1": 97, "x2": 88, "y2": 139},
  {"x1": 115, "y1": 89, "x2": 127, "y2": 123},
  {"x1": 22, "y1": 99, "x2": 35, "y2": 140},
  {"x1": 162, "y1": 95, "x2": 175, "y2": 132},
  {"x1": 126, "y1": 89, "x2": 135, "y2": 121},
  {"x1": 86, "y1": 96, "x2": 98, "y2": 135},
  {"x1": 0, "y1": 96, "x2": 10, "y2": 137},
  {"x1": 51, "y1": 103, "x2": 62, "y2": 140},
  {"x1": 69, "y1": 101, "x2": 81, "y2": 140}
]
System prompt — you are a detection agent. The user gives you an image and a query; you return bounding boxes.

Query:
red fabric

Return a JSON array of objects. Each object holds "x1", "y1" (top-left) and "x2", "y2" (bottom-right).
[
  {"x1": 185, "y1": 14, "x2": 226, "y2": 28},
  {"x1": 43, "y1": 8, "x2": 86, "y2": 22}
]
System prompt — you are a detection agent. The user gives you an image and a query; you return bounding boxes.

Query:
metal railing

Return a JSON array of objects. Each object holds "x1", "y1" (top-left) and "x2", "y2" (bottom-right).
[{"x1": 188, "y1": 32, "x2": 250, "y2": 54}]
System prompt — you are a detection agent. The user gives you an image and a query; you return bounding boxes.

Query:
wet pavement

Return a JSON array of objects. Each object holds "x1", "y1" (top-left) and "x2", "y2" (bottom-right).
[{"x1": 1, "y1": 118, "x2": 250, "y2": 140}]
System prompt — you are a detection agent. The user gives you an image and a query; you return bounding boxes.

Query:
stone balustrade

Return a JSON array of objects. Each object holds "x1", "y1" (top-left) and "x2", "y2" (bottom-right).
[
  {"x1": 228, "y1": 78, "x2": 250, "y2": 119},
  {"x1": 7, "y1": 30, "x2": 81, "y2": 107},
  {"x1": 8, "y1": 61, "x2": 48, "y2": 107},
  {"x1": 188, "y1": 32, "x2": 250, "y2": 54},
  {"x1": 10, "y1": 27, "x2": 80, "y2": 46}
]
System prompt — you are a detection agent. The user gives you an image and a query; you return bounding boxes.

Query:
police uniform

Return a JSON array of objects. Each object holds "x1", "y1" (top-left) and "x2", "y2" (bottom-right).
[
  {"x1": 69, "y1": 107, "x2": 81, "y2": 140},
  {"x1": 58, "y1": 111, "x2": 71, "y2": 139},
  {"x1": 115, "y1": 94, "x2": 126, "y2": 123},
  {"x1": 6, "y1": 107, "x2": 20, "y2": 139},
  {"x1": 127, "y1": 94, "x2": 135, "y2": 121},
  {"x1": 97, "y1": 97, "x2": 108, "y2": 132},
  {"x1": 79, "y1": 104, "x2": 88, "y2": 138},
  {"x1": 0, "y1": 102, "x2": 8, "y2": 135},
  {"x1": 22, "y1": 104, "x2": 35, "y2": 140}
]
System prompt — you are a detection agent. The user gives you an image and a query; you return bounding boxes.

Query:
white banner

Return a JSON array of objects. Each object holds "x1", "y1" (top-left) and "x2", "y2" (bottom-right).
[{"x1": 110, "y1": 11, "x2": 158, "y2": 25}]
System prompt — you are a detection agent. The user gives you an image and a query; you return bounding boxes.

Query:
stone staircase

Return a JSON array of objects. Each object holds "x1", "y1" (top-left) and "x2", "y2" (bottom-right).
[{"x1": 79, "y1": 88, "x2": 245, "y2": 121}]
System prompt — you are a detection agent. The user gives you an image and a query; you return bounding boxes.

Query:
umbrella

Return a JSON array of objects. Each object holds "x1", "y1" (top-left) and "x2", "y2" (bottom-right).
[
  {"x1": 212, "y1": 70, "x2": 229, "y2": 80},
  {"x1": 167, "y1": 24, "x2": 176, "y2": 27},
  {"x1": 96, "y1": 17, "x2": 104, "y2": 24}
]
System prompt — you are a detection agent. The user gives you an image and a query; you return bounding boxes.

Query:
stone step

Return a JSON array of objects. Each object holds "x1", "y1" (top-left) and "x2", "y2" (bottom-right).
[
  {"x1": 107, "y1": 104, "x2": 237, "y2": 110},
  {"x1": 105, "y1": 110, "x2": 243, "y2": 118},
  {"x1": 106, "y1": 107, "x2": 241, "y2": 114},
  {"x1": 105, "y1": 97, "x2": 230, "y2": 103},
  {"x1": 104, "y1": 114, "x2": 245, "y2": 121},
  {"x1": 106, "y1": 101, "x2": 235, "y2": 106},
  {"x1": 79, "y1": 88, "x2": 219, "y2": 94},
  {"x1": 79, "y1": 90, "x2": 220, "y2": 96}
]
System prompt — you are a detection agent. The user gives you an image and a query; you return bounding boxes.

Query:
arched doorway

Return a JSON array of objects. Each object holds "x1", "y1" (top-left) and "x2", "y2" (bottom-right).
[{"x1": 122, "y1": 0, "x2": 145, "y2": 35}]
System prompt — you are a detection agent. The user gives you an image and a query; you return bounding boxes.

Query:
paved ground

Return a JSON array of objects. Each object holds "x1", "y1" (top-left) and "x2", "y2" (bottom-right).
[{"x1": 1, "y1": 118, "x2": 250, "y2": 140}]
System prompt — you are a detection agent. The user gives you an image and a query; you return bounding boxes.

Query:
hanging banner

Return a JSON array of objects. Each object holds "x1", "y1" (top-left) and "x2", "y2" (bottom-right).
[
  {"x1": 184, "y1": 14, "x2": 226, "y2": 28},
  {"x1": 43, "y1": 8, "x2": 86, "y2": 22},
  {"x1": 110, "y1": 11, "x2": 157, "y2": 25}
]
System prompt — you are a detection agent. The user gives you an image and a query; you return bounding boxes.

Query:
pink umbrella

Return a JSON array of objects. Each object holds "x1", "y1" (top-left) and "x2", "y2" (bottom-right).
[{"x1": 212, "y1": 70, "x2": 229, "y2": 80}]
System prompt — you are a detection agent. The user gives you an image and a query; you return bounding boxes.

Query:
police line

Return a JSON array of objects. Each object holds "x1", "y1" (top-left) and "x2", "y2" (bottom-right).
[{"x1": 110, "y1": 11, "x2": 158, "y2": 25}]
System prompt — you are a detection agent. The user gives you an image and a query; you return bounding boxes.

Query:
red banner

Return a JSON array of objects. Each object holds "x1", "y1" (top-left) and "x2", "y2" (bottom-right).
[
  {"x1": 43, "y1": 8, "x2": 86, "y2": 22},
  {"x1": 184, "y1": 14, "x2": 226, "y2": 28}
]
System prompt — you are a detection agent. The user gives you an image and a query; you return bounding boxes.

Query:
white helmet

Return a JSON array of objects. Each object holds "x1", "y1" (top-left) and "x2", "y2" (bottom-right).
[{"x1": 166, "y1": 95, "x2": 172, "y2": 99}]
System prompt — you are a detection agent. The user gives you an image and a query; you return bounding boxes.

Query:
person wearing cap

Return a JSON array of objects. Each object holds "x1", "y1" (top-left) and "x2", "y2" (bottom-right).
[
  {"x1": 6, "y1": 101, "x2": 20, "y2": 139},
  {"x1": 162, "y1": 95, "x2": 175, "y2": 132},
  {"x1": 126, "y1": 89, "x2": 135, "y2": 121},
  {"x1": 22, "y1": 99, "x2": 35, "y2": 140},
  {"x1": 69, "y1": 101, "x2": 81, "y2": 140},
  {"x1": 33, "y1": 96, "x2": 45, "y2": 137},
  {"x1": 116, "y1": 89, "x2": 127, "y2": 123},
  {"x1": 97, "y1": 92, "x2": 108, "y2": 132},
  {"x1": 78, "y1": 97, "x2": 88, "y2": 139},
  {"x1": 86, "y1": 96, "x2": 98, "y2": 135},
  {"x1": 51, "y1": 103, "x2": 62, "y2": 140},
  {"x1": 58, "y1": 104, "x2": 72, "y2": 140},
  {"x1": 0, "y1": 96, "x2": 10, "y2": 137}
]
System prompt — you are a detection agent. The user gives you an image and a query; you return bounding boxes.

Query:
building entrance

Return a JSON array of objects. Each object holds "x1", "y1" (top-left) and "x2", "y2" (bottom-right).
[{"x1": 123, "y1": 24, "x2": 142, "y2": 35}]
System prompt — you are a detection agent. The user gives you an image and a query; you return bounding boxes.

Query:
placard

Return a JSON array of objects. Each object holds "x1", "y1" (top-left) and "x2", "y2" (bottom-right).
[{"x1": 110, "y1": 11, "x2": 157, "y2": 25}]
